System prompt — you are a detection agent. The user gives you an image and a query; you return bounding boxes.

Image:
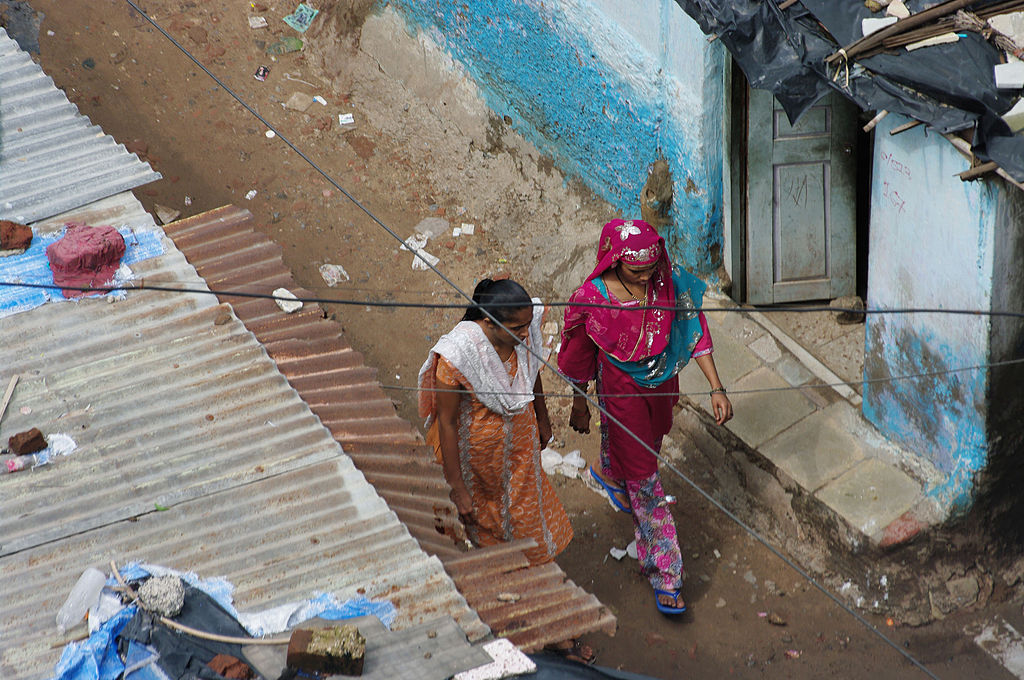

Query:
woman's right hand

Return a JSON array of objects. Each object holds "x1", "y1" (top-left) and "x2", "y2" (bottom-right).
[
  {"x1": 569, "y1": 402, "x2": 591, "y2": 434},
  {"x1": 450, "y1": 486, "x2": 475, "y2": 525}
]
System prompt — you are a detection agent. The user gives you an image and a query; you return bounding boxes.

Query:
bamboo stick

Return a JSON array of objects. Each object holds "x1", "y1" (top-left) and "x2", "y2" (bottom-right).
[
  {"x1": 958, "y1": 160, "x2": 999, "y2": 180},
  {"x1": 0, "y1": 375, "x2": 18, "y2": 428},
  {"x1": 944, "y1": 133, "x2": 1024, "y2": 191},
  {"x1": 863, "y1": 110, "x2": 889, "y2": 133},
  {"x1": 890, "y1": 120, "x2": 924, "y2": 135}
]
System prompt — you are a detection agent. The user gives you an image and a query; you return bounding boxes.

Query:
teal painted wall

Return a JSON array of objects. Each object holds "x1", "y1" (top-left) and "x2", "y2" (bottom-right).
[
  {"x1": 864, "y1": 116, "x2": 996, "y2": 514},
  {"x1": 387, "y1": 0, "x2": 725, "y2": 277}
]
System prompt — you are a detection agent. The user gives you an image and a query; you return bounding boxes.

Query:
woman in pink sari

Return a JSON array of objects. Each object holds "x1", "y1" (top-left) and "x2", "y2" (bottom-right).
[{"x1": 558, "y1": 218, "x2": 733, "y2": 614}]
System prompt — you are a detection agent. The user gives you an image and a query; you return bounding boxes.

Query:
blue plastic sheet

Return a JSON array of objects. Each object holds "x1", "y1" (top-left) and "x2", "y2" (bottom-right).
[
  {"x1": 49, "y1": 606, "x2": 137, "y2": 680},
  {"x1": 0, "y1": 226, "x2": 164, "y2": 319}
]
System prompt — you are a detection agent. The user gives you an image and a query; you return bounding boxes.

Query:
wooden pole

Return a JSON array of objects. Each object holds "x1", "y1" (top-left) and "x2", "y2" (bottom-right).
[
  {"x1": 863, "y1": 110, "x2": 889, "y2": 133},
  {"x1": 826, "y1": 0, "x2": 976, "y2": 64},
  {"x1": 0, "y1": 375, "x2": 19, "y2": 428},
  {"x1": 958, "y1": 161, "x2": 999, "y2": 181},
  {"x1": 889, "y1": 120, "x2": 924, "y2": 135}
]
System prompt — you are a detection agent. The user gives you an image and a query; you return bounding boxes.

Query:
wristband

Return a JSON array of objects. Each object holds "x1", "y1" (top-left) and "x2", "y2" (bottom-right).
[{"x1": 709, "y1": 387, "x2": 727, "y2": 396}]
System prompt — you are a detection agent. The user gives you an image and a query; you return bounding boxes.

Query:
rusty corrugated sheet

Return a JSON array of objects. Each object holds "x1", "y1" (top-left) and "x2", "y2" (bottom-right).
[
  {"x1": 0, "y1": 194, "x2": 487, "y2": 680},
  {"x1": 163, "y1": 205, "x2": 617, "y2": 651}
]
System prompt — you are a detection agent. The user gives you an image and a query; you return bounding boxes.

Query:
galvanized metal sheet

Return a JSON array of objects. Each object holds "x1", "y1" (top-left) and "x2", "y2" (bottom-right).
[
  {"x1": 0, "y1": 196, "x2": 485, "y2": 680},
  {"x1": 163, "y1": 206, "x2": 618, "y2": 654},
  {"x1": 0, "y1": 28, "x2": 161, "y2": 223}
]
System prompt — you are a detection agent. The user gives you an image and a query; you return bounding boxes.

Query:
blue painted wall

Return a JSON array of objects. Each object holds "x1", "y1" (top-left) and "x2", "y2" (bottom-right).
[
  {"x1": 386, "y1": 0, "x2": 725, "y2": 277},
  {"x1": 864, "y1": 116, "x2": 996, "y2": 513}
]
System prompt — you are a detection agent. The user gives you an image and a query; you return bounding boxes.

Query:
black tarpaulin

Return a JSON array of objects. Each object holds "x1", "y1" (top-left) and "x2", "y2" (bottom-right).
[{"x1": 673, "y1": 0, "x2": 1024, "y2": 181}]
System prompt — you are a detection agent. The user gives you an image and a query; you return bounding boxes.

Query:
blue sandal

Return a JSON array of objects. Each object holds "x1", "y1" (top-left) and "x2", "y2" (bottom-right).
[
  {"x1": 654, "y1": 588, "x2": 687, "y2": 615},
  {"x1": 589, "y1": 466, "x2": 632, "y2": 514}
]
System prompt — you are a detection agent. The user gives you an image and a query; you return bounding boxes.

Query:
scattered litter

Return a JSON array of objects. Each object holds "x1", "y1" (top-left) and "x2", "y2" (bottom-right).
[
  {"x1": 715, "y1": 597, "x2": 727, "y2": 608},
  {"x1": 862, "y1": 16, "x2": 898, "y2": 36},
  {"x1": 768, "y1": 612, "x2": 787, "y2": 626},
  {"x1": 265, "y1": 129, "x2": 276, "y2": 138},
  {"x1": 266, "y1": 36, "x2": 303, "y2": 54},
  {"x1": 248, "y1": 15, "x2": 268, "y2": 29},
  {"x1": 56, "y1": 567, "x2": 107, "y2": 634},
  {"x1": 273, "y1": 288, "x2": 302, "y2": 313},
  {"x1": 318, "y1": 263, "x2": 350, "y2": 287},
  {"x1": 460, "y1": 222, "x2": 476, "y2": 235},
  {"x1": 338, "y1": 112, "x2": 355, "y2": 126},
  {"x1": 20, "y1": 406, "x2": 31, "y2": 415},
  {"x1": 184, "y1": 195, "x2": 193, "y2": 206},
  {"x1": 138, "y1": 575, "x2": 185, "y2": 618},
  {"x1": 47, "y1": 30, "x2": 55, "y2": 36},
  {"x1": 540, "y1": 447, "x2": 585, "y2": 478},
  {"x1": 400, "y1": 233, "x2": 429, "y2": 252},
  {"x1": 906, "y1": 32, "x2": 959, "y2": 51},
  {"x1": 313, "y1": 95, "x2": 327, "y2": 105},
  {"x1": 496, "y1": 592, "x2": 520, "y2": 603},
  {"x1": 284, "y1": 72, "x2": 317, "y2": 86},
  {"x1": 713, "y1": 549, "x2": 722, "y2": 559},
  {"x1": 6, "y1": 433, "x2": 77, "y2": 474},
  {"x1": 659, "y1": 494, "x2": 677, "y2": 507},
  {"x1": 757, "y1": 611, "x2": 767, "y2": 618},
  {"x1": 886, "y1": 0, "x2": 909, "y2": 19},
  {"x1": 784, "y1": 649, "x2": 801, "y2": 660},
  {"x1": 1003, "y1": 99, "x2": 1024, "y2": 132},
  {"x1": 413, "y1": 217, "x2": 450, "y2": 239},
  {"x1": 996, "y1": 62, "x2": 1024, "y2": 89},
  {"x1": 454, "y1": 638, "x2": 536, "y2": 680},
  {"x1": 283, "y1": 3, "x2": 319, "y2": 32},
  {"x1": 411, "y1": 251, "x2": 440, "y2": 270},
  {"x1": 254, "y1": 65, "x2": 270, "y2": 81},
  {"x1": 453, "y1": 226, "x2": 462, "y2": 237},
  {"x1": 153, "y1": 204, "x2": 180, "y2": 225},
  {"x1": 285, "y1": 91, "x2": 314, "y2": 112},
  {"x1": 244, "y1": 189, "x2": 258, "y2": 201}
]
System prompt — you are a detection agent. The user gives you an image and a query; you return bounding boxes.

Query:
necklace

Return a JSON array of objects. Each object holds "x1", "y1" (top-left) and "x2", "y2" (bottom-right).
[{"x1": 614, "y1": 268, "x2": 646, "y2": 302}]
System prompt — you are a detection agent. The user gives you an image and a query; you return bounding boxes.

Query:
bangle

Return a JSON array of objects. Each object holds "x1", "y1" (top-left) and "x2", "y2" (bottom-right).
[{"x1": 709, "y1": 387, "x2": 727, "y2": 396}]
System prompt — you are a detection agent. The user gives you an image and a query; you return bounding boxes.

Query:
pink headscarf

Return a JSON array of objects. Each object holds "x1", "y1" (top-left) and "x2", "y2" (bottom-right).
[{"x1": 562, "y1": 219, "x2": 675, "y2": 362}]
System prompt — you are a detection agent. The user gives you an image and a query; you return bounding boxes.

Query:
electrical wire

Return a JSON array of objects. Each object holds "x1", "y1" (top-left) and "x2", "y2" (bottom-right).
[
  {"x1": 3, "y1": 279, "x2": 1022, "y2": 318},
  {"x1": 113, "y1": 5, "x2": 950, "y2": 674},
  {"x1": 382, "y1": 355, "x2": 1024, "y2": 398}
]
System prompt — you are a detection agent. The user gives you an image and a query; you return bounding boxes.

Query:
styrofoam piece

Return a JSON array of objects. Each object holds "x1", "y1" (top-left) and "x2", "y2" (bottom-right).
[
  {"x1": 862, "y1": 17, "x2": 897, "y2": 37},
  {"x1": 454, "y1": 639, "x2": 536, "y2": 680},
  {"x1": 995, "y1": 62, "x2": 1024, "y2": 90}
]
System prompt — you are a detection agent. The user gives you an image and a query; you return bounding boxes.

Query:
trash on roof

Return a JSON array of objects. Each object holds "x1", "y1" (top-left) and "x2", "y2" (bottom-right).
[
  {"x1": 48, "y1": 563, "x2": 409, "y2": 680},
  {"x1": 673, "y1": 0, "x2": 1024, "y2": 182}
]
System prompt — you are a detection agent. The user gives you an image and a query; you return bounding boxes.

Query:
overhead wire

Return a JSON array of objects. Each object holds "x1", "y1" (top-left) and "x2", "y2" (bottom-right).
[
  {"x1": 3, "y1": 279, "x2": 1022, "y2": 318},
  {"x1": 112, "y1": 4, "x2": 953, "y2": 675}
]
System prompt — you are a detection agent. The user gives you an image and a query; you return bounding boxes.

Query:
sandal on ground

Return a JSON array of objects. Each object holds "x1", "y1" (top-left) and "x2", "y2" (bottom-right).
[
  {"x1": 588, "y1": 466, "x2": 632, "y2": 514},
  {"x1": 654, "y1": 588, "x2": 687, "y2": 615},
  {"x1": 545, "y1": 639, "x2": 596, "y2": 665}
]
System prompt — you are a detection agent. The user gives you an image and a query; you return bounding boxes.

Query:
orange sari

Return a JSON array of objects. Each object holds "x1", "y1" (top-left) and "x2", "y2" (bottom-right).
[{"x1": 427, "y1": 355, "x2": 573, "y2": 565}]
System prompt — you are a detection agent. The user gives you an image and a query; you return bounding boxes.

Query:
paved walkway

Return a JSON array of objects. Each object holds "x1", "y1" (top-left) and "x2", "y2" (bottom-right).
[{"x1": 678, "y1": 295, "x2": 943, "y2": 548}]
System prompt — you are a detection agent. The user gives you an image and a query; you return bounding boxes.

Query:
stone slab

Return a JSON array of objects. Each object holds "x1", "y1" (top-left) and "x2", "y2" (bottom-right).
[
  {"x1": 815, "y1": 458, "x2": 923, "y2": 538},
  {"x1": 759, "y1": 402, "x2": 868, "y2": 492},
  {"x1": 678, "y1": 317, "x2": 763, "y2": 400},
  {"x1": 723, "y1": 367, "x2": 816, "y2": 448}
]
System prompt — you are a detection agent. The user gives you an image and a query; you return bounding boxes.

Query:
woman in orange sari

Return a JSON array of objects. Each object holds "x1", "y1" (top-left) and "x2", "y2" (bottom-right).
[{"x1": 418, "y1": 278, "x2": 574, "y2": 566}]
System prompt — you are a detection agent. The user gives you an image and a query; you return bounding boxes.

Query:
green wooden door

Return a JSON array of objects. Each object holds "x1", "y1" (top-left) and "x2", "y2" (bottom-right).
[{"x1": 746, "y1": 88, "x2": 857, "y2": 303}]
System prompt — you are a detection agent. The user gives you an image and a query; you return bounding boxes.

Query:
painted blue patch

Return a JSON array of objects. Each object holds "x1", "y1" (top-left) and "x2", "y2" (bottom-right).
[
  {"x1": 863, "y1": 320, "x2": 988, "y2": 515},
  {"x1": 389, "y1": 0, "x2": 723, "y2": 276}
]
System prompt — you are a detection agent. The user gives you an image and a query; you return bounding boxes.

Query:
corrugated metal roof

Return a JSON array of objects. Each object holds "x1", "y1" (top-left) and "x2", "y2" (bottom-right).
[
  {"x1": 0, "y1": 28, "x2": 162, "y2": 224},
  {"x1": 163, "y1": 205, "x2": 618, "y2": 652},
  {"x1": 0, "y1": 194, "x2": 486, "y2": 680}
]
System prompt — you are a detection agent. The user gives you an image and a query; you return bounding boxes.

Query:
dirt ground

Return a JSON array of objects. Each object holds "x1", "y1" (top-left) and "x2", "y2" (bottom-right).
[{"x1": 18, "y1": 1, "x2": 1024, "y2": 677}]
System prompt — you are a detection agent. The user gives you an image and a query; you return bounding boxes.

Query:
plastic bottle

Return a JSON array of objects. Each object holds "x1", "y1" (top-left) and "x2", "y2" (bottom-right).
[{"x1": 56, "y1": 567, "x2": 107, "y2": 634}]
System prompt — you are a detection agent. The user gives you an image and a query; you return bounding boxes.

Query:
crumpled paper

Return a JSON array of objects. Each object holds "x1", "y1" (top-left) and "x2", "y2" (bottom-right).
[{"x1": 540, "y1": 447, "x2": 585, "y2": 478}]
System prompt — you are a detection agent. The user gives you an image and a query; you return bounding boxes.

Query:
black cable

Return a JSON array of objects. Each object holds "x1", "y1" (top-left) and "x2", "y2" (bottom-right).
[
  {"x1": 111, "y1": 6, "x2": 946, "y2": 675},
  {"x1": 383, "y1": 355, "x2": 1024, "y2": 398},
  {"x1": 4, "y1": 280, "x2": 1022, "y2": 319}
]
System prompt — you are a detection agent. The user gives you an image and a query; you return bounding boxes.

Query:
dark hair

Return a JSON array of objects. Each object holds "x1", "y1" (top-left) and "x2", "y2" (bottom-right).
[{"x1": 462, "y1": 278, "x2": 531, "y2": 322}]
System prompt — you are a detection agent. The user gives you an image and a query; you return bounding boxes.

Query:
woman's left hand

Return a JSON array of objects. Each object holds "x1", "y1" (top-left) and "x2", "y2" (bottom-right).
[{"x1": 711, "y1": 392, "x2": 733, "y2": 425}]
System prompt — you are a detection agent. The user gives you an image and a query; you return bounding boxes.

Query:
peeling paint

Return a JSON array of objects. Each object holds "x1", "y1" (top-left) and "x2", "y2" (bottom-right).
[{"x1": 388, "y1": 0, "x2": 724, "y2": 276}]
